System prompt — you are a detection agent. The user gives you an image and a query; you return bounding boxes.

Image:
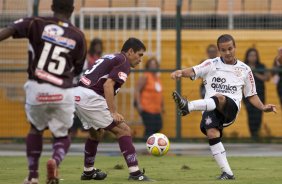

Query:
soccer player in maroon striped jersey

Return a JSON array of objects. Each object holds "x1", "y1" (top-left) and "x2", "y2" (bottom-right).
[
  {"x1": 74, "y1": 38, "x2": 152, "y2": 181},
  {"x1": 0, "y1": 0, "x2": 99, "y2": 183}
]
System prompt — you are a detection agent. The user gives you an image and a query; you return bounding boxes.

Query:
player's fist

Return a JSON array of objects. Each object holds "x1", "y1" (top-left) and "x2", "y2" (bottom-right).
[
  {"x1": 263, "y1": 104, "x2": 276, "y2": 113},
  {"x1": 171, "y1": 70, "x2": 183, "y2": 80}
]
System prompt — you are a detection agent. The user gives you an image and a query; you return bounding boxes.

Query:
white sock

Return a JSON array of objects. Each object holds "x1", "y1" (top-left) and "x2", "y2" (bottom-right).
[
  {"x1": 129, "y1": 166, "x2": 139, "y2": 173},
  {"x1": 210, "y1": 142, "x2": 233, "y2": 175},
  {"x1": 84, "y1": 166, "x2": 94, "y2": 171},
  {"x1": 188, "y1": 98, "x2": 216, "y2": 112}
]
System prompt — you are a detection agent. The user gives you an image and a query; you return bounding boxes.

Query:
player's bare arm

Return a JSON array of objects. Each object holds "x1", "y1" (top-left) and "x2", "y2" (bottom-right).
[
  {"x1": 0, "y1": 27, "x2": 15, "y2": 42},
  {"x1": 248, "y1": 94, "x2": 276, "y2": 113},
  {"x1": 103, "y1": 78, "x2": 124, "y2": 123},
  {"x1": 171, "y1": 67, "x2": 195, "y2": 80}
]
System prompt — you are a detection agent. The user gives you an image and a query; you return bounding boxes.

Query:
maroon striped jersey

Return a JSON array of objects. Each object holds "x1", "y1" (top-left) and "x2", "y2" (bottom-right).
[
  {"x1": 79, "y1": 53, "x2": 130, "y2": 97},
  {"x1": 9, "y1": 16, "x2": 86, "y2": 88}
]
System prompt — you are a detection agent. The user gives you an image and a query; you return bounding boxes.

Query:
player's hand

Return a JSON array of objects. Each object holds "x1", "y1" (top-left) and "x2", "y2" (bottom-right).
[
  {"x1": 262, "y1": 104, "x2": 277, "y2": 113},
  {"x1": 111, "y1": 112, "x2": 125, "y2": 124},
  {"x1": 171, "y1": 70, "x2": 183, "y2": 80}
]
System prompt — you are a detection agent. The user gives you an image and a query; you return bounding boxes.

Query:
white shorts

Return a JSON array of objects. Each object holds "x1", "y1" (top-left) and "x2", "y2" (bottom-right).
[
  {"x1": 24, "y1": 80, "x2": 75, "y2": 137},
  {"x1": 74, "y1": 86, "x2": 113, "y2": 130}
]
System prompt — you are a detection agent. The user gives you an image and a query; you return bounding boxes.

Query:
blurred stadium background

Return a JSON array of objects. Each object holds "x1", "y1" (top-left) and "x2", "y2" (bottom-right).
[{"x1": 0, "y1": 0, "x2": 281, "y2": 141}]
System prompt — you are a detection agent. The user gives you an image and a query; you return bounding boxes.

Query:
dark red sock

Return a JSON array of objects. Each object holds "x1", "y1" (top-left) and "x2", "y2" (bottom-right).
[
  {"x1": 52, "y1": 136, "x2": 71, "y2": 166},
  {"x1": 84, "y1": 138, "x2": 99, "y2": 168},
  {"x1": 26, "y1": 133, "x2": 42, "y2": 180},
  {"x1": 118, "y1": 136, "x2": 138, "y2": 167}
]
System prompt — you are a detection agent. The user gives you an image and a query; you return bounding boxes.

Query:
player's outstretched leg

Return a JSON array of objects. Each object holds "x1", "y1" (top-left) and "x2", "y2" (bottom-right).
[
  {"x1": 81, "y1": 129, "x2": 107, "y2": 180},
  {"x1": 172, "y1": 91, "x2": 189, "y2": 116},
  {"x1": 110, "y1": 122, "x2": 153, "y2": 181},
  {"x1": 173, "y1": 91, "x2": 219, "y2": 116}
]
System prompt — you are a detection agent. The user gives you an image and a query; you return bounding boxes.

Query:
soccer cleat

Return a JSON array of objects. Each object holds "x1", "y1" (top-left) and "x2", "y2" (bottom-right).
[
  {"x1": 128, "y1": 169, "x2": 153, "y2": 182},
  {"x1": 81, "y1": 168, "x2": 107, "y2": 180},
  {"x1": 46, "y1": 159, "x2": 59, "y2": 184},
  {"x1": 23, "y1": 178, "x2": 39, "y2": 184},
  {"x1": 172, "y1": 91, "x2": 190, "y2": 116},
  {"x1": 217, "y1": 172, "x2": 235, "y2": 180}
]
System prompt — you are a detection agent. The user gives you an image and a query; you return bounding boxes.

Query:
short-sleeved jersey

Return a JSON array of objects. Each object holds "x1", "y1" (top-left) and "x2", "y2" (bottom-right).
[
  {"x1": 193, "y1": 57, "x2": 257, "y2": 108},
  {"x1": 9, "y1": 16, "x2": 86, "y2": 88},
  {"x1": 79, "y1": 53, "x2": 130, "y2": 97}
]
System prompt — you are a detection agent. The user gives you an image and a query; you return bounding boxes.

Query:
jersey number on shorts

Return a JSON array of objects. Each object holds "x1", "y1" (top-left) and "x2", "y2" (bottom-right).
[{"x1": 37, "y1": 42, "x2": 70, "y2": 75}]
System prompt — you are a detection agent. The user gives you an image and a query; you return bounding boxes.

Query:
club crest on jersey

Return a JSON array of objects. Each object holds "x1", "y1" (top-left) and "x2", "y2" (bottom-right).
[
  {"x1": 118, "y1": 72, "x2": 128, "y2": 82},
  {"x1": 234, "y1": 67, "x2": 243, "y2": 77},
  {"x1": 42, "y1": 24, "x2": 76, "y2": 49}
]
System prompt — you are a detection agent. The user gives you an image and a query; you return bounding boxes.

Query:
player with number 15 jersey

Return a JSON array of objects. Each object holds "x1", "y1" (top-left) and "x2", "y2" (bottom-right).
[{"x1": 9, "y1": 16, "x2": 86, "y2": 88}]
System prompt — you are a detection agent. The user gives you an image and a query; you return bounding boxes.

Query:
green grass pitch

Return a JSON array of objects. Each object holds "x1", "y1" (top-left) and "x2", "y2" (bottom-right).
[{"x1": 1, "y1": 155, "x2": 282, "y2": 184}]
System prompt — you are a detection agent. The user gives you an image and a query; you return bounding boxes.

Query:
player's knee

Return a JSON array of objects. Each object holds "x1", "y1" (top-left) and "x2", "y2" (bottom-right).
[
  {"x1": 88, "y1": 128, "x2": 104, "y2": 141},
  {"x1": 213, "y1": 94, "x2": 226, "y2": 104},
  {"x1": 29, "y1": 125, "x2": 43, "y2": 135},
  {"x1": 206, "y1": 128, "x2": 220, "y2": 139},
  {"x1": 121, "y1": 124, "x2": 131, "y2": 136}
]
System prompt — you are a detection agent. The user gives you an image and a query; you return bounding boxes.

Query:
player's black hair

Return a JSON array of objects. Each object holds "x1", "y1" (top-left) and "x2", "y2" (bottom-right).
[
  {"x1": 121, "y1": 38, "x2": 146, "y2": 53},
  {"x1": 217, "y1": 34, "x2": 236, "y2": 48},
  {"x1": 52, "y1": 0, "x2": 74, "y2": 14},
  {"x1": 244, "y1": 48, "x2": 262, "y2": 66}
]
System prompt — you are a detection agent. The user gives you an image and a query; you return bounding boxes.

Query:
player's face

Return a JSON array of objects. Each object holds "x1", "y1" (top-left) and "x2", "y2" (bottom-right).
[
  {"x1": 218, "y1": 40, "x2": 236, "y2": 64},
  {"x1": 128, "y1": 49, "x2": 145, "y2": 68}
]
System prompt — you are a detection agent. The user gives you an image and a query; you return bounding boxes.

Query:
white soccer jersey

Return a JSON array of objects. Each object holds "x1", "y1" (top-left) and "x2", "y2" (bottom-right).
[{"x1": 193, "y1": 57, "x2": 257, "y2": 108}]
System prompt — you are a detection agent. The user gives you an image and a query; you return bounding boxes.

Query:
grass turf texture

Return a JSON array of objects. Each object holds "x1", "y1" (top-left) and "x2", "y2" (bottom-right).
[{"x1": 1, "y1": 155, "x2": 281, "y2": 184}]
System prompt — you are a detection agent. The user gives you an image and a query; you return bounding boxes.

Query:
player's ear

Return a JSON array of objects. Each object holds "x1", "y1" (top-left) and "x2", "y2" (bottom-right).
[{"x1": 128, "y1": 48, "x2": 134, "y2": 56}]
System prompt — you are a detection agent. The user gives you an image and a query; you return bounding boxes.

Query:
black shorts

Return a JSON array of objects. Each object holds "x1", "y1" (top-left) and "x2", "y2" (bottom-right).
[{"x1": 200, "y1": 96, "x2": 238, "y2": 137}]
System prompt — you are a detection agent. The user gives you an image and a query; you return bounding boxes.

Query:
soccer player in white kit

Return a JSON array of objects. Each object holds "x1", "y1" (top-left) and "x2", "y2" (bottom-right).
[{"x1": 171, "y1": 34, "x2": 276, "y2": 180}]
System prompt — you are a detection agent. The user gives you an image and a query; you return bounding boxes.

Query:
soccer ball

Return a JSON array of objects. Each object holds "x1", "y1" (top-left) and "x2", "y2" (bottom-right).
[{"x1": 146, "y1": 133, "x2": 170, "y2": 156}]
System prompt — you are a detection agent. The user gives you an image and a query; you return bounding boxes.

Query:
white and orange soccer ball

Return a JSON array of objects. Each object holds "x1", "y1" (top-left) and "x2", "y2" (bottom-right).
[{"x1": 146, "y1": 133, "x2": 170, "y2": 156}]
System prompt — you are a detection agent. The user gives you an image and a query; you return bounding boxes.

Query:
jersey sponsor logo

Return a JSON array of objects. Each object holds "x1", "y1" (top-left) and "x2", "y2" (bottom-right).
[
  {"x1": 211, "y1": 77, "x2": 237, "y2": 94},
  {"x1": 36, "y1": 94, "x2": 63, "y2": 102},
  {"x1": 118, "y1": 72, "x2": 128, "y2": 82},
  {"x1": 80, "y1": 76, "x2": 91, "y2": 86},
  {"x1": 74, "y1": 96, "x2": 80, "y2": 102},
  {"x1": 35, "y1": 69, "x2": 63, "y2": 86},
  {"x1": 42, "y1": 24, "x2": 76, "y2": 49}
]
